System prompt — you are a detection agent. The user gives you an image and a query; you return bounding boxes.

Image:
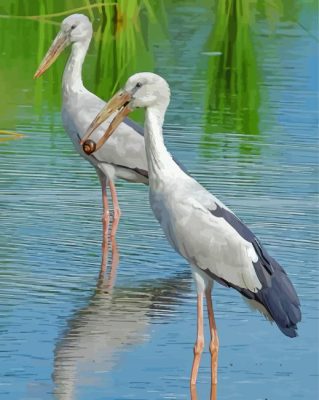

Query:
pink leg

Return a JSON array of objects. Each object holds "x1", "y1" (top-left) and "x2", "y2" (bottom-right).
[
  {"x1": 109, "y1": 179, "x2": 121, "y2": 240},
  {"x1": 190, "y1": 292, "x2": 204, "y2": 386},
  {"x1": 99, "y1": 175, "x2": 110, "y2": 277},
  {"x1": 190, "y1": 384, "x2": 198, "y2": 400},
  {"x1": 210, "y1": 383, "x2": 217, "y2": 400},
  {"x1": 206, "y1": 288, "x2": 219, "y2": 387}
]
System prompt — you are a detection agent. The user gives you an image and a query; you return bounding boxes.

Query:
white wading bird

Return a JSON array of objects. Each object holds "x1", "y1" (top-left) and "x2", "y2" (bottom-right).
[
  {"x1": 33, "y1": 14, "x2": 184, "y2": 270},
  {"x1": 83, "y1": 72, "x2": 301, "y2": 388}
]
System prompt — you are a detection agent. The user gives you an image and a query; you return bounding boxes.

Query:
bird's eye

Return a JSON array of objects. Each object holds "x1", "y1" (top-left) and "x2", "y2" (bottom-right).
[
  {"x1": 71, "y1": 25, "x2": 76, "y2": 30},
  {"x1": 136, "y1": 82, "x2": 142, "y2": 88}
]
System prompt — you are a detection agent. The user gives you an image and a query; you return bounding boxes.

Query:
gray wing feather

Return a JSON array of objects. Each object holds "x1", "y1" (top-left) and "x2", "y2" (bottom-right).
[{"x1": 209, "y1": 203, "x2": 301, "y2": 337}]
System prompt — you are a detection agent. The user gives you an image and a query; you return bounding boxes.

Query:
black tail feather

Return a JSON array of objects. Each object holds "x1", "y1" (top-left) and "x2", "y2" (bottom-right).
[{"x1": 239, "y1": 256, "x2": 301, "y2": 338}]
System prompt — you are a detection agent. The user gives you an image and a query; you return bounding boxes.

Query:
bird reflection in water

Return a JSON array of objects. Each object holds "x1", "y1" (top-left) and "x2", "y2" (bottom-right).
[
  {"x1": 97, "y1": 239, "x2": 119, "y2": 288},
  {"x1": 53, "y1": 267, "x2": 192, "y2": 399}
]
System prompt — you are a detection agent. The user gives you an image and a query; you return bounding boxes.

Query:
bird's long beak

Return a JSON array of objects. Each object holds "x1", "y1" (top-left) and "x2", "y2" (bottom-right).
[
  {"x1": 34, "y1": 31, "x2": 69, "y2": 79},
  {"x1": 81, "y1": 90, "x2": 133, "y2": 155}
]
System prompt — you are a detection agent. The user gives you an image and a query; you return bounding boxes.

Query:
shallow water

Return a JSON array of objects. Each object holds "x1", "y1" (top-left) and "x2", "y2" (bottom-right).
[{"x1": 0, "y1": 1, "x2": 318, "y2": 399}]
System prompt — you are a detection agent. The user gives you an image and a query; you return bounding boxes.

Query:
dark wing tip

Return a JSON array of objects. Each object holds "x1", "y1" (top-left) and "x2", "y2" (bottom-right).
[
  {"x1": 253, "y1": 259, "x2": 302, "y2": 337},
  {"x1": 279, "y1": 324, "x2": 299, "y2": 338}
]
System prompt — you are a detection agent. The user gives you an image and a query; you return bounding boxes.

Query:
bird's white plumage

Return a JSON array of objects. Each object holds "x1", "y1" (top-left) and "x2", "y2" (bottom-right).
[
  {"x1": 121, "y1": 72, "x2": 262, "y2": 294},
  {"x1": 62, "y1": 89, "x2": 148, "y2": 183},
  {"x1": 58, "y1": 15, "x2": 149, "y2": 183}
]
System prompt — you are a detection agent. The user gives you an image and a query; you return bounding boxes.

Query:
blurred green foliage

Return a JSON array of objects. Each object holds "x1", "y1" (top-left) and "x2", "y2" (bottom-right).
[
  {"x1": 202, "y1": 0, "x2": 261, "y2": 158},
  {"x1": 199, "y1": 0, "x2": 318, "y2": 158},
  {"x1": 0, "y1": 0, "x2": 317, "y2": 153}
]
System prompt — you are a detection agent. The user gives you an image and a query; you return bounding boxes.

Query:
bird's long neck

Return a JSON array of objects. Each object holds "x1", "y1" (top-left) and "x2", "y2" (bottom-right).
[
  {"x1": 144, "y1": 106, "x2": 180, "y2": 183},
  {"x1": 62, "y1": 38, "x2": 90, "y2": 96}
]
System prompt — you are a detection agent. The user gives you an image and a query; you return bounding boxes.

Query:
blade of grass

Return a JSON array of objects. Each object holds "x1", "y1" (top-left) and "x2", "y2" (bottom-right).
[{"x1": 0, "y1": 130, "x2": 25, "y2": 143}]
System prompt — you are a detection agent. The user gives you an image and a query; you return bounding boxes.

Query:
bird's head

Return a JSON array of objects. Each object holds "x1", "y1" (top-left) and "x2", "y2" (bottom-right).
[
  {"x1": 124, "y1": 72, "x2": 171, "y2": 109},
  {"x1": 61, "y1": 14, "x2": 92, "y2": 44},
  {"x1": 81, "y1": 72, "x2": 171, "y2": 155},
  {"x1": 34, "y1": 14, "x2": 92, "y2": 79}
]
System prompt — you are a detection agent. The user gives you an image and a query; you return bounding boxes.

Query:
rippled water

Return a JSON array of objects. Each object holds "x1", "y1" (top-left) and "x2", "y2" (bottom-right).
[{"x1": 0, "y1": 2, "x2": 318, "y2": 400}]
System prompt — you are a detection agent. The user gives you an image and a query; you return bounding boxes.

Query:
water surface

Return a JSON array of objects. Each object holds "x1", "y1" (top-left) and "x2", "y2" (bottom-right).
[{"x1": 0, "y1": 1, "x2": 318, "y2": 399}]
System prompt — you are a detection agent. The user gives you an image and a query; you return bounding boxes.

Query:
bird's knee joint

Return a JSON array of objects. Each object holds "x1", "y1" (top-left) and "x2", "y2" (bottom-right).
[
  {"x1": 102, "y1": 211, "x2": 110, "y2": 223},
  {"x1": 209, "y1": 339, "x2": 219, "y2": 355},
  {"x1": 194, "y1": 340, "x2": 204, "y2": 356}
]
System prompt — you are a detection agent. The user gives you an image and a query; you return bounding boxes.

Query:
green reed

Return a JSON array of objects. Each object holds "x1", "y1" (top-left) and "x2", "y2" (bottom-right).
[
  {"x1": 201, "y1": 0, "x2": 261, "y2": 159},
  {"x1": 200, "y1": 0, "x2": 309, "y2": 159},
  {"x1": 0, "y1": 130, "x2": 25, "y2": 144}
]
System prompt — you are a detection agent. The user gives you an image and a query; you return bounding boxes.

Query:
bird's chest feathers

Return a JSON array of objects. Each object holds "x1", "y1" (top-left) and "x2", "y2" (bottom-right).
[
  {"x1": 149, "y1": 173, "x2": 174, "y2": 208},
  {"x1": 150, "y1": 184, "x2": 189, "y2": 235},
  {"x1": 63, "y1": 92, "x2": 105, "y2": 138}
]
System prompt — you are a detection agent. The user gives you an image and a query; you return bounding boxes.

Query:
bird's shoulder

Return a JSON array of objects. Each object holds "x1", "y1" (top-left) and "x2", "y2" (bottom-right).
[
  {"x1": 176, "y1": 178, "x2": 259, "y2": 252},
  {"x1": 171, "y1": 176, "x2": 228, "y2": 214}
]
